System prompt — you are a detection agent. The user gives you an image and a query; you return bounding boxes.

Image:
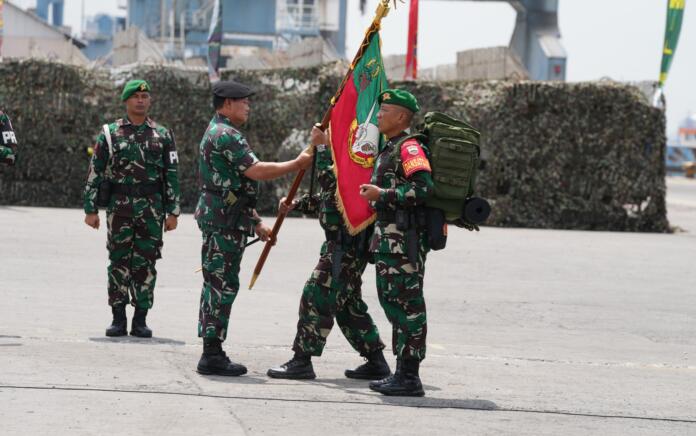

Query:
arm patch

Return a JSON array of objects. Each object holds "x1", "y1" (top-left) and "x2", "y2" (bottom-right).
[{"x1": 401, "y1": 139, "x2": 431, "y2": 177}]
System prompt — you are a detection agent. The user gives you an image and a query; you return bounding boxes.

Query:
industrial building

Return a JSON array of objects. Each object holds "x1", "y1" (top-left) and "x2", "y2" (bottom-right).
[{"x1": 0, "y1": 0, "x2": 86, "y2": 64}]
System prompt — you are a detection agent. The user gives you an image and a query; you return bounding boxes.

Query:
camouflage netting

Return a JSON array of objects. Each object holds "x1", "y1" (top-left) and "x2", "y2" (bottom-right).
[{"x1": 0, "y1": 59, "x2": 668, "y2": 232}]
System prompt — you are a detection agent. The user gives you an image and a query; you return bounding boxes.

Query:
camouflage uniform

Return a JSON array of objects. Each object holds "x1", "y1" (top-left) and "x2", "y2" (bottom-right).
[
  {"x1": 369, "y1": 133, "x2": 434, "y2": 362},
  {"x1": 291, "y1": 144, "x2": 385, "y2": 357},
  {"x1": 0, "y1": 111, "x2": 18, "y2": 165},
  {"x1": 84, "y1": 117, "x2": 180, "y2": 309},
  {"x1": 195, "y1": 113, "x2": 260, "y2": 341}
]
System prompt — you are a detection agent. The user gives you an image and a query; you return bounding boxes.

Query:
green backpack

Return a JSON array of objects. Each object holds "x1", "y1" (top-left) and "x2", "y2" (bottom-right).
[{"x1": 396, "y1": 111, "x2": 489, "y2": 229}]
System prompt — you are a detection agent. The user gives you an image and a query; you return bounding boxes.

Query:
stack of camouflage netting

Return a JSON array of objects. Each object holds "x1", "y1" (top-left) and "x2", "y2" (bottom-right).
[
  {"x1": 0, "y1": 60, "x2": 668, "y2": 232},
  {"x1": 399, "y1": 80, "x2": 669, "y2": 232}
]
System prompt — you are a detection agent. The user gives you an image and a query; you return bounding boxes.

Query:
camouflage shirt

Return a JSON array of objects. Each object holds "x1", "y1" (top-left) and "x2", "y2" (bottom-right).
[
  {"x1": 369, "y1": 132, "x2": 434, "y2": 254},
  {"x1": 194, "y1": 113, "x2": 260, "y2": 232},
  {"x1": 83, "y1": 117, "x2": 181, "y2": 218},
  {"x1": 296, "y1": 144, "x2": 342, "y2": 233},
  {"x1": 0, "y1": 111, "x2": 18, "y2": 165}
]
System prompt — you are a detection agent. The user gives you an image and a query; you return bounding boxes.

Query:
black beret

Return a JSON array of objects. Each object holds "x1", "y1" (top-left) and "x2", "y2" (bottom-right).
[{"x1": 212, "y1": 80, "x2": 255, "y2": 99}]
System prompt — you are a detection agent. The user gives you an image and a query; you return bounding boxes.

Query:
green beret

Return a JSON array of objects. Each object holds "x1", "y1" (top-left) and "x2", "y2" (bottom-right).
[
  {"x1": 121, "y1": 80, "x2": 151, "y2": 101},
  {"x1": 378, "y1": 89, "x2": 420, "y2": 113}
]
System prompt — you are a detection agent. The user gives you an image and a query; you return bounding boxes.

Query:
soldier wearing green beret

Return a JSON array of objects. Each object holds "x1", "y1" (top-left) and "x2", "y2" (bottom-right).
[
  {"x1": 194, "y1": 80, "x2": 314, "y2": 376},
  {"x1": 83, "y1": 79, "x2": 181, "y2": 339},
  {"x1": 0, "y1": 110, "x2": 18, "y2": 165},
  {"x1": 359, "y1": 89, "x2": 433, "y2": 396}
]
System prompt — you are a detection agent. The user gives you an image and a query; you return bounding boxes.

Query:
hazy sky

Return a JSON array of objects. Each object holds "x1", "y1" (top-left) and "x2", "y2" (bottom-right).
[{"x1": 10, "y1": 0, "x2": 694, "y2": 134}]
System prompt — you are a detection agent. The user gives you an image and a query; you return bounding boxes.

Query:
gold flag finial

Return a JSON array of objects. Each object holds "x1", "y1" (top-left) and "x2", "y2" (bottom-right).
[{"x1": 376, "y1": 0, "x2": 391, "y2": 21}]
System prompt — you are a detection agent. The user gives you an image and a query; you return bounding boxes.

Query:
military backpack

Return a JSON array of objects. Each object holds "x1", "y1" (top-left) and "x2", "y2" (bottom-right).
[{"x1": 394, "y1": 111, "x2": 490, "y2": 249}]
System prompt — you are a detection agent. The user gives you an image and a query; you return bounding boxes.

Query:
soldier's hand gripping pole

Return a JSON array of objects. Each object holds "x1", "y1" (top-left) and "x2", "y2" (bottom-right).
[{"x1": 248, "y1": 0, "x2": 393, "y2": 290}]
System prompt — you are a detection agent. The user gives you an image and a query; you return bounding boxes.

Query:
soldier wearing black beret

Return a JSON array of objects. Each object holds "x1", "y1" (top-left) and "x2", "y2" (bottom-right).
[{"x1": 194, "y1": 80, "x2": 315, "y2": 376}]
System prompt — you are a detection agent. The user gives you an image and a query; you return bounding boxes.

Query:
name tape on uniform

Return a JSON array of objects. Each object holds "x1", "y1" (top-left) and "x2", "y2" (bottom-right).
[{"x1": 2, "y1": 131, "x2": 17, "y2": 144}]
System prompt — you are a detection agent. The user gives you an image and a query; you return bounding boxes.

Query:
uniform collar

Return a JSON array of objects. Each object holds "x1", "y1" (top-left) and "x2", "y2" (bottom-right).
[
  {"x1": 214, "y1": 112, "x2": 235, "y2": 127},
  {"x1": 384, "y1": 131, "x2": 409, "y2": 148},
  {"x1": 121, "y1": 116, "x2": 156, "y2": 129}
]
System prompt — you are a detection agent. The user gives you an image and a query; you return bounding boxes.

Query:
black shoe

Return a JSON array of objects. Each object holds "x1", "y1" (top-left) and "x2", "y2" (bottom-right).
[
  {"x1": 345, "y1": 349, "x2": 391, "y2": 380},
  {"x1": 369, "y1": 359, "x2": 424, "y2": 397},
  {"x1": 267, "y1": 354, "x2": 316, "y2": 380},
  {"x1": 105, "y1": 305, "x2": 127, "y2": 337},
  {"x1": 369, "y1": 358, "x2": 401, "y2": 388},
  {"x1": 130, "y1": 308, "x2": 152, "y2": 338},
  {"x1": 197, "y1": 338, "x2": 247, "y2": 376}
]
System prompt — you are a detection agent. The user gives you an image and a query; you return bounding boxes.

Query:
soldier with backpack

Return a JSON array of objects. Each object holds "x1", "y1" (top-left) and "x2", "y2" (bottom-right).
[
  {"x1": 359, "y1": 87, "x2": 488, "y2": 397},
  {"x1": 359, "y1": 89, "x2": 488, "y2": 396},
  {"x1": 359, "y1": 89, "x2": 432, "y2": 397}
]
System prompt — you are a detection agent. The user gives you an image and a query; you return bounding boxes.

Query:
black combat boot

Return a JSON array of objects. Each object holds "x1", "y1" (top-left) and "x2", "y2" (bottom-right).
[
  {"x1": 197, "y1": 338, "x2": 247, "y2": 376},
  {"x1": 345, "y1": 349, "x2": 391, "y2": 380},
  {"x1": 105, "y1": 304, "x2": 127, "y2": 337},
  {"x1": 129, "y1": 308, "x2": 152, "y2": 338},
  {"x1": 369, "y1": 358, "x2": 401, "y2": 388},
  {"x1": 369, "y1": 359, "x2": 424, "y2": 397},
  {"x1": 267, "y1": 353, "x2": 316, "y2": 379}
]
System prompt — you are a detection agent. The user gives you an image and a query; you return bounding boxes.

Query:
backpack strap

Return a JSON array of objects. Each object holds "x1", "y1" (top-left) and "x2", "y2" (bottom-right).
[
  {"x1": 390, "y1": 133, "x2": 428, "y2": 165},
  {"x1": 102, "y1": 124, "x2": 113, "y2": 157},
  {"x1": 102, "y1": 124, "x2": 114, "y2": 177}
]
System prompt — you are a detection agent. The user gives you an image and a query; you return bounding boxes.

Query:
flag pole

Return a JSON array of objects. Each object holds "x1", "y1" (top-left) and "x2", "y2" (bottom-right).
[{"x1": 248, "y1": 0, "x2": 392, "y2": 290}]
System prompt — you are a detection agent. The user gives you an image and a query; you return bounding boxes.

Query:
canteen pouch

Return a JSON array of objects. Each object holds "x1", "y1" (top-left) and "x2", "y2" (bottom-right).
[
  {"x1": 96, "y1": 180, "x2": 112, "y2": 208},
  {"x1": 426, "y1": 207, "x2": 447, "y2": 250}
]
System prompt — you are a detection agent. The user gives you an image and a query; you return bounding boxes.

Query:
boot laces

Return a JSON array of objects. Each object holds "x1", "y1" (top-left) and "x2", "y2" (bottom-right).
[{"x1": 285, "y1": 356, "x2": 309, "y2": 368}]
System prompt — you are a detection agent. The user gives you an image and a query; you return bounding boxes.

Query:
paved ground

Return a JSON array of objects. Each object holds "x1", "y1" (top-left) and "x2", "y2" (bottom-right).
[{"x1": 1, "y1": 177, "x2": 695, "y2": 435}]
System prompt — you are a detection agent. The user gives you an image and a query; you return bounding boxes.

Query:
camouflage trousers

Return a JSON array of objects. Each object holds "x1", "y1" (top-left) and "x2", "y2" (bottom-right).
[
  {"x1": 292, "y1": 240, "x2": 385, "y2": 357},
  {"x1": 374, "y1": 249, "x2": 428, "y2": 362},
  {"x1": 198, "y1": 228, "x2": 246, "y2": 341},
  {"x1": 106, "y1": 213, "x2": 163, "y2": 309}
]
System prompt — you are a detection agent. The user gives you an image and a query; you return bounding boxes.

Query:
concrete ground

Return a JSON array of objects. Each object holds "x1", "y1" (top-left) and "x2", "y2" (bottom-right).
[{"x1": 1, "y1": 177, "x2": 695, "y2": 435}]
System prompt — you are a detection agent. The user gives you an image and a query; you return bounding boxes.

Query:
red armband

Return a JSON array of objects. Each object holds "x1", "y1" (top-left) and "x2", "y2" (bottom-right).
[{"x1": 400, "y1": 139, "x2": 431, "y2": 177}]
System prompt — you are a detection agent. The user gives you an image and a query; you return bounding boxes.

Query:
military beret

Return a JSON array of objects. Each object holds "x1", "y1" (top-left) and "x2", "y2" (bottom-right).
[
  {"x1": 212, "y1": 80, "x2": 255, "y2": 99},
  {"x1": 378, "y1": 89, "x2": 420, "y2": 113},
  {"x1": 121, "y1": 79, "x2": 151, "y2": 101}
]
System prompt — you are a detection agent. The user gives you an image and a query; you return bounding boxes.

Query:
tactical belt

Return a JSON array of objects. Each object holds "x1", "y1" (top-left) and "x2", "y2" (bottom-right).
[
  {"x1": 376, "y1": 209, "x2": 396, "y2": 223},
  {"x1": 201, "y1": 186, "x2": 257, "y2": 208},
  {"x1": 111, "y1": 183, "x2": 161, "y2": 197},
  {"x1": 201, "y1": 186, "x2": 224, "y2": 194},
  {"x1": 324, "y1": 229, "x2": 356, "y2": 245}
]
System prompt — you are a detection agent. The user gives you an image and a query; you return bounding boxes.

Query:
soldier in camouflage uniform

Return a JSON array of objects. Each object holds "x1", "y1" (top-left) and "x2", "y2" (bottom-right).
[
  {"x1": 0, "y1": 110, "x2": 18, "y2": 165},
  {"x1": 266, "y1": 127, "x2": 390, "y2": 380},
  {"x1": 83, "y1": 80, "x2": 180, "y2": 339},
  {"x1": 359, "y1": 89, "x2": 433, "y2": 396},
  {"x1": 195, "y1": 80, "x2": 313, "y2": 377}
]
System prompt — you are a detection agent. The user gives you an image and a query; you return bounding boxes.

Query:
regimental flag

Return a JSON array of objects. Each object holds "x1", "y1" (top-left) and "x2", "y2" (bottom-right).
[
  {"x1": 404, "y1": 0, "x2": 419, "y2": 80},
  {"x1": 207, "y1": 0, "x2": 223, "y2": 83},
  {"x1": 659, "y1": 0, "x2": 686, "y2": 88},
  {"x1": 329, "y1": 32, "x2": 388, "y2": 234}
]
